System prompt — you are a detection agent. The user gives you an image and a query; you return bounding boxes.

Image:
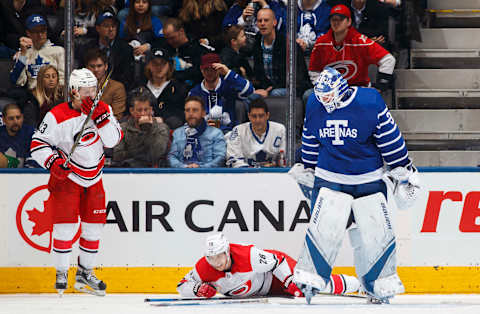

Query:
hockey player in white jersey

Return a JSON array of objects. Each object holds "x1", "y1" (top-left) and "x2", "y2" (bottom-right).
[
  {"x1": 177, "y1": 233, "x2": 360, "y2": 298},
  {"x1": 226, "y1": 98, "x2": 286, "y2": 168},
  {"x1": 294, "y1": 67, "x2": 421, "y2": 304},
  {"x1": 30, "y1": 68, "x2": 123, "y2": 296}
]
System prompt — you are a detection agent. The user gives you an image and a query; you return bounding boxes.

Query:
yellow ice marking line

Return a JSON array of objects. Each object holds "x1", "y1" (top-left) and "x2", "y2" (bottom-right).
[{"x1": 1, "y1": 266, "x2": 480, "y2": 293}]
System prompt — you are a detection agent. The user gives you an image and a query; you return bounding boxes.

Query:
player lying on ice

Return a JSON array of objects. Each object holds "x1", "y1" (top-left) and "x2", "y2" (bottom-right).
[
  {"x1": 177, "y1": 233, "x2": 360, "y2": 298},
  {"x1": 291, "y1": 67, "x2": 421, "y2": 304}
]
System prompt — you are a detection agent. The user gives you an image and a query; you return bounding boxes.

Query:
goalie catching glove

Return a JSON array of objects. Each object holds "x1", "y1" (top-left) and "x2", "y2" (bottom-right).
[
  {"x1": 388, "y1": 165, "x2": 421, "y2": 210},
  {"x1": 81, "y1": 97, "x2": 111, "y2": 128},
  {"x1": 193, "y1": 282, "x2": 217, "y2": 298}
]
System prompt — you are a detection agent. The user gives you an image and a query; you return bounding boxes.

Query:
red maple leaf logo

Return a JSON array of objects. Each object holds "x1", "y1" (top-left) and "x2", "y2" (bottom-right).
[{"x1": 26, "y1": 200, "x2": 52, "y2": 236}]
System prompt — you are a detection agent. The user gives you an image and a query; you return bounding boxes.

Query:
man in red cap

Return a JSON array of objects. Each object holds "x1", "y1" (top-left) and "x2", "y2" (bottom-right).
[{"x1": 308, "y1": 4, "x2": 396, "y2": 91}]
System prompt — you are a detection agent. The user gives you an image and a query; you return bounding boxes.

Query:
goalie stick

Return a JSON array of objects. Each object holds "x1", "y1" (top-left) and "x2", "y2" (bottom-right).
[{"x1": 63, "y1": 67, "x2": 113, "y2": 168}]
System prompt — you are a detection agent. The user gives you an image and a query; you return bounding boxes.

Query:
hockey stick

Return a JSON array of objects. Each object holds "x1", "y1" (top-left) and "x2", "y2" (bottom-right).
[
  {"x1": 148, "y1": 298, "x2": 270, "y2": 307},
  {"x1": 144, "y1": 295, "x2": 294, "y2": 302},
  {"x1": 315, "y1": 291, "x2": 367, "y2": 299},
  {"x1": 63, "y1": 68, "x2": 113, "y2": 168}
]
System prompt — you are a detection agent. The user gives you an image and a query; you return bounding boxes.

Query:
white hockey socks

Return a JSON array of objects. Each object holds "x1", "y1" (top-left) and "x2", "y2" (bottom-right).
[
  {"x1": 78, "y1": 223, "x2": 103, "y2": 269},
  {"x1": 52, "y1": 223, "x2": 77, "y2": 272}
]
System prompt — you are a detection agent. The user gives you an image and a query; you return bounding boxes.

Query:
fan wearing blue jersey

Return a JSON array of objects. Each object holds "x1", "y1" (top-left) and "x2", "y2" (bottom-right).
[{"x1": 292, "y1": 67, "x2": 421, "y2": 304}]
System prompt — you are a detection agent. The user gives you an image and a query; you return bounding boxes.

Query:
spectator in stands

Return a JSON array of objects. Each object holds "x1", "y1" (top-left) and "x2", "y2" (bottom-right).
[
  {"x1": 78, "y1": 10, "x2": 135, "y2": 91},
  {"x1": 117, "y1": 0, "x2": 175, "y2": 21},
  {"x1": 222, "y1": 0, "x2": 286, "y2": 53},
  {"x1": 10, "y1": 14, "x2": 65, "y2": 90},
  {"x1": 84, "y1": 48, "x2": 127, "y2": 121},
  {"x1": 226, "y1": 97, "x2": 285, "y2": 168},
  {"x1": 297, "y1": 0, "x2": 331, "y2": 53},
  {"x1": 0, "y1": 0, "x2": 43, "y2": 51},
  {"x1": 113, "y1": 86, "x2": 170, "y2": 167},
  {"x1": 162, "y1": 18, "x2": 209, "y2": 88},
  {"x1": 58, "y1": 0, "x2": 118, "y2": 46},
  {"x1": 220, "y1": 25, "x2": 253, "y2": 80},
  {"x1": 308, "y1": 4, "x2": 396, "y2": 91},
  {"x1": 168, "y1": 96, "x2": 226, "y2": 168},
  {"x1": 143, "y1": 47, "x2": 187, "y2": 130},
  {"x1": 118, "y1": 0, "x2": 164, "y2": 62},
  {"x1": 328, "y1": 0, "x2": 390, "y2": 46},
  {"x1": 25, "y1": 64, "x2": 63, "y2": 127},
  {"x1": 178, "y1": 0, "x2": 228, "y2": 52},
  {"x1": 189, "y1": 53, "x2": 254, "y2": 133},
  {"x1": 251, "y1": 8, "x2": 312, "y2": 101},
  {"x1": 0, "y1": 103, "x2": 37, "y2": 168}
]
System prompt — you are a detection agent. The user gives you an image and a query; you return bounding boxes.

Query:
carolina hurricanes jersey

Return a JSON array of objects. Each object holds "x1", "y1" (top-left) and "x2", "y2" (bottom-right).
[
  {"x1": 30, "y1": 102, "x2": 123, "y2": 187},
  {"x1": 177, "y1": 244, "x2": 293, "y2": 298},
  {"x1": 309, "y1": 27, "x2": 390, "y2": 86},
  {"x1": 226, "y1": 121, "x2": 286, "y2": 168}
]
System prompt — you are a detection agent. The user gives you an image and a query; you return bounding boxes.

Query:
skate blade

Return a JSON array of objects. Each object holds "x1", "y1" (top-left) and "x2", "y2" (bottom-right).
[
  {"x1": 57, "y1": 289, "x2": 65, "y2": 297},
  {"x1": 74, "y1": 282, "x2": 106, "y2": 296}
]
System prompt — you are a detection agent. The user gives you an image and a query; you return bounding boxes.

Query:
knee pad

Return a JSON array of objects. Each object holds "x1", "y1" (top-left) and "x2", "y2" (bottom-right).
[
  {"x1": 81, "y1": 222, "x2": 104, "y2": 241},
  {"x1": 351, "y1": 192, "x2": 399, "y2": 297},
  {"x1": 295, "y1": 188, "x2": 353, "y2": 288},
  {"x1": 52, "y1": 223, "x2": 78, "y2": 241}
]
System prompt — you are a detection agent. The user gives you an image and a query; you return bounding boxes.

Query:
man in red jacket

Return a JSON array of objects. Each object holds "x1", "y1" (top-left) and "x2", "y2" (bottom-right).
[{"x1": 308, "y1": 4, "x2": 395, "y2": 91}]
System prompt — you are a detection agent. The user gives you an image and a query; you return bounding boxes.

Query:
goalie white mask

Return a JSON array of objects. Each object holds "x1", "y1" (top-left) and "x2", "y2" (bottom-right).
[
  {"x1": 314, "y1": 66, "x2": 349, "y2": 113},
  {"x1": 69, "y1": 68, "x2": 98, "y2": 96}
]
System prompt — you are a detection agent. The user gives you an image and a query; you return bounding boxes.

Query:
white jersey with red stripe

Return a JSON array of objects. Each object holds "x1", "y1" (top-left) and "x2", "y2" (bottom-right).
[
  {"x1": 177, "y1": 244, "x2": 293, "y2": 297},
  {"x1": 31, "y1": 102, "x2": 123, "y2": 187}
]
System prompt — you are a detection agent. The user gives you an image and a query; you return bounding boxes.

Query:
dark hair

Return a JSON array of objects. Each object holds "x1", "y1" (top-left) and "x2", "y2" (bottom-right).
[
  {"x1": 2, "y1": 103, "x2": 21, "y2": 117},
  {"x1": 84, "y1": 47, "x2": 108, "y2": 66},
  {"x1": 125, "y1": 0, "x2": 153, "y2": 39},
  {"x1": 248, "y1": 98, "x2": 269, "y2": 113},
  {"x1": 127, "y1": 86, "x2": 155, "y2": 108},
  {"x1": 163, "y1": 17, "x2": 184, "y2": 32},
  {"x1": 184, "y1": 95, "x2": 205, "y2": 108},
  {"x1": 224, "y1": 24, "x2": 244, "y2": 47}
]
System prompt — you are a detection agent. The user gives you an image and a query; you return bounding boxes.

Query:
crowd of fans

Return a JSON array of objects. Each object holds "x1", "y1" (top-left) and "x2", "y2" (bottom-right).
[{"x1": 0, "y1": 0, "x2": 426, "y2": 169}]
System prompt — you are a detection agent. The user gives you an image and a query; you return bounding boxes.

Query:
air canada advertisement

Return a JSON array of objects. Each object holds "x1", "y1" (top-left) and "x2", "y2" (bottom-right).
[{"x1": 2, "y1": 171, "x2": 480, "y2": 267}]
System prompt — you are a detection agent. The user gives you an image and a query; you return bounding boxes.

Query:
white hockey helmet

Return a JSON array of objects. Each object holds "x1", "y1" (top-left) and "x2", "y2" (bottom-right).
[
  {"x1": 205, "y1": 233, "x2": 230, "y2": 257},
  {"x1": 314, "y1": 66, "x2": 349, "y2": 113},
  {"x1": 69, "y1": 68, "x2": 97, "y2": 91}
]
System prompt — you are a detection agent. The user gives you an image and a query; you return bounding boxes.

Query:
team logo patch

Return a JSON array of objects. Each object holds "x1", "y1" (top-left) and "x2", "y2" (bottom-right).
[{"x1": 325, "y1": 61, "x2": 358, "y2": 81}]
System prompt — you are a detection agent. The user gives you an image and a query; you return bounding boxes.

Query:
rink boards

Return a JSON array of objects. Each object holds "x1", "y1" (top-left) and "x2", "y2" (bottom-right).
[{"x1": 1, "y1": 168, "x2": 480, "y2": 293}]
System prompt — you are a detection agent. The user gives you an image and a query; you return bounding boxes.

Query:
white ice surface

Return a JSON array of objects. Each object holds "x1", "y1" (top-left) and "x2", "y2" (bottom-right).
[{"x1": 2, "y1": 294, "x2": 480, "y2": 314}]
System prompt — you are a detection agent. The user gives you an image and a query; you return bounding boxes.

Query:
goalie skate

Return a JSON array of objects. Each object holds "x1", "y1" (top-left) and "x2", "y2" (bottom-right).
[
  {"x1": 293, "y1": 269, "x2": 327, "y2": 304},
  {"x1": 55, "y1": 271, "x2": 68, "y2": 296},
  {"x1": 74, "y1": 264, "x2": 107, "y2": 296}
]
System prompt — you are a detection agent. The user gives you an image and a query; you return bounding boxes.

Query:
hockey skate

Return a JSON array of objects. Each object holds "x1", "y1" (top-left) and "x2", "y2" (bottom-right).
[
  {"x1": 293, "y1": 269, "x2": 327, "y2": 304},
  {"x1": 74, "y1": 264, "x2": 107, "y2": 296},
  {"x1": 55, "y1": 270, "x2": 68, "y2": 296}
]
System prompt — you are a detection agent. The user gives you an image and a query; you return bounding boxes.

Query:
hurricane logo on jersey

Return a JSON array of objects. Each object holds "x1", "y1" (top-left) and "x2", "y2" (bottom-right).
[
  {"x1": 226, "y1": 280, "x2": 252, "y2": 296},
  {"x1": 319, "y1": 120, "x2": 357, "y2": 145},
  {"x1": 325, "y1": 60, "x2": 358, "y2": 81}
]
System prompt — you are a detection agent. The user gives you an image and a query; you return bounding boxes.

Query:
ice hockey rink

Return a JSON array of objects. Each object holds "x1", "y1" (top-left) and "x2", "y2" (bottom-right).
[{"x1": 2, "y1": 294, "x2": 480, "y2": 314}]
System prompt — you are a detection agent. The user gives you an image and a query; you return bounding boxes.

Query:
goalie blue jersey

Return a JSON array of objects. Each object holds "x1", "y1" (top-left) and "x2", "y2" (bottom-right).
[{"x1": 301, "y1": 87, "x2": 410, "y2": 184}]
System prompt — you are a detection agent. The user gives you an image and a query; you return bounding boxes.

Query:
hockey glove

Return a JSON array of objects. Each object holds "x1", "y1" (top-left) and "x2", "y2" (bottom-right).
[
  {"x1": 49, "y1": 158, "x2": 71, "y2": 181},
  {"x1": 81, "y1": 97, "x2": 111, "y2": 128},
  {"x1": 194, "y1": 282, "x2": 217, "y2": 298},
  {"x1": 374, "y1": 72, "x2": 393, "y2": 92},
  {"x1": 388, "y1": 165, "x2": 421, "y2": 210},
  {"x1": 283, "y1": 275, "x2": 303, "y2": 297},
  {"x1": 288, "y1": 163, "x2": 315, "y2": 199}
]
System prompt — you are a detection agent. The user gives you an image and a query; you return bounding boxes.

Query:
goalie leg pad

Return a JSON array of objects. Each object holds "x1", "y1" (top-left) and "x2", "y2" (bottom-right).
[
  {"x1": 351, "y1": 192, "x2": 404, "y2": 298},
  {"x1": 294, "y1": 187, "x2": 353, "y2": 291}
]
